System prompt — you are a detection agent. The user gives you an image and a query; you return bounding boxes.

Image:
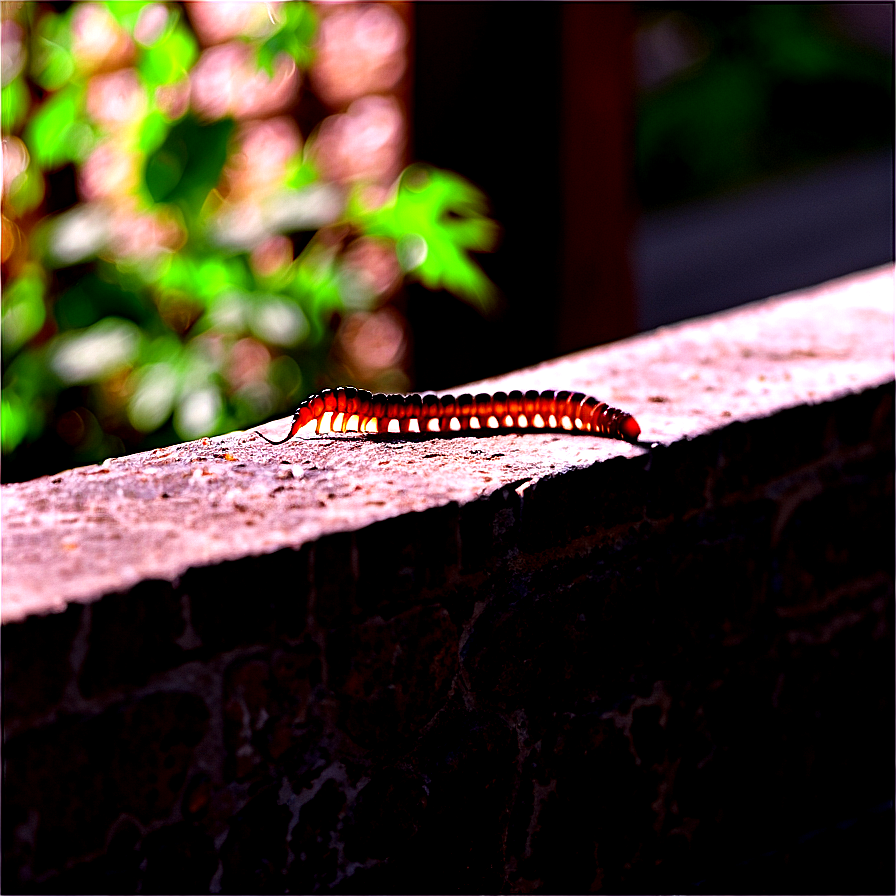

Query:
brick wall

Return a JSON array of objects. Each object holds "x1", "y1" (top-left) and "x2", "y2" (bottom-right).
[{"x1": 2, "y1": 267, "x2": 894, "y2": 893}]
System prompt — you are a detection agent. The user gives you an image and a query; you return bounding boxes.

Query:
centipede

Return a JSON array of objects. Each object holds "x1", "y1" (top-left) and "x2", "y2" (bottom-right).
[{"x1": 257, "y1": 387, "x2": 641, "y2": 444}]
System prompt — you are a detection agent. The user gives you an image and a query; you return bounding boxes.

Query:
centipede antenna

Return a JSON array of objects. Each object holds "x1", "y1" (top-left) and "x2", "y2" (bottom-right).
[{"x1": 256, "y1": 428, "x2": 294, "y2": 445}]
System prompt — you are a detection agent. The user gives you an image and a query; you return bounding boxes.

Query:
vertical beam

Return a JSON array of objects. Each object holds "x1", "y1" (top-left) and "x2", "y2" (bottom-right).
[{"x1": 557, "y1": 3, "x2": 638, "y2": 353}]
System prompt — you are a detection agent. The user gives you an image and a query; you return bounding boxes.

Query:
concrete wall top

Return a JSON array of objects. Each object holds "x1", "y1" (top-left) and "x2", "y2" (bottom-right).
[{"x1": 2, "y1": 265, "x2": 893, "y2": 624}]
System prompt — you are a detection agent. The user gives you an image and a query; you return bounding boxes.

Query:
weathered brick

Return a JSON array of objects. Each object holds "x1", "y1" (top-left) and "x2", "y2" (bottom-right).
[
  {"x1": 311, "y1": 532, "x2": 359, "y2": 629},
  {"x1": 1, "y1": 691, "x2": 209, "y2": 884},
  {"x1": 327, "y1": 604, "x2": 459, "y2": 751},
  {"x1": 286, "y1": 778, "x2": 347, "y2": 893},
  {"x1": 219, "y1": 784, "x2": 292, "y2": 894},
  {"x1": 185, "y1": 547, "x2": 309, "y2": 651},
  {"x1": 140, "y1": 822, "x2": 218, "y2": 895},
  {"x1": 643, "y1": 434, "x2": 713, "y2": 520},
  {"x1": 832, "y1": 380, "x2": 894, "y2": 448},
  {"x1": 222, "y1": 640, "x2": 322, "y2": 782},
  {"x1": 519, "y1": 711, "x2": 657, "y2": 893},
  {"x1": 79, "y1": 579, "x2": 186, "y2": 699},
  {"x1": 771, "y1": 472, "x2": 895, "y2": 607},
  {"x1": 386, "y1": 705, "x2": 516, "y2": 893},
  {"x1": 1, "y1": 602, "x2": 82, "y2": 726},
  {"x1": 343, "y1": 767, "x2": 429, "y2": 863},
  {"x1": 354, "y1": 513, "x2": 423, "y2": 616}
]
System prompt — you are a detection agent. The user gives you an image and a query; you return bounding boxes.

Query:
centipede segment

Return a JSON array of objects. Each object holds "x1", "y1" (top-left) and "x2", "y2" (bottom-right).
[{"x1": 257, "y1": 387, "x2": 641, "y2": 445}]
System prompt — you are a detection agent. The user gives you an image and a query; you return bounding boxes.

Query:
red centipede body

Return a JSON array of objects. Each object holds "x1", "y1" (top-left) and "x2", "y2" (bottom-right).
[{"x1": 258, "y1": 387, "x2": 641, "y2": 444}]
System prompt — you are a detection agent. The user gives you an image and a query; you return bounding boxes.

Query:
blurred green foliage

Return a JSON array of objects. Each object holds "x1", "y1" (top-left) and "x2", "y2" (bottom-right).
[
  {"x1": 636, "y1": 3, "x2": 893, "y2": 207},
  {"x1": 1, "y1": 1, "x2": 499, "y2": 481},
  {"x1": 354, "y1": 165, "x2": 501, "y2": 313}
]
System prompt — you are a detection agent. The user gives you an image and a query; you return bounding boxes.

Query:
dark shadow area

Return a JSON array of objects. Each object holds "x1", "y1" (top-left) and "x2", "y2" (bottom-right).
[
  {"x1": 411, "y1": 2, "x2": 894, "y2": 380},
  {"x1": 636, "y1": 148, "x2": 895, "y2": 330},
  {"x1": 410, "y1": 5, "x2": 565, "y2": 390}
]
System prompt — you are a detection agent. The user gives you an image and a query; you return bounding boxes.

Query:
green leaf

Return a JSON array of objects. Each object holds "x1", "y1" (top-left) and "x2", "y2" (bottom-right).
[
  {"x1": 194, "y1": 258, "x2": 236, "y2": 300},
  {"x1": 138, "y1": 21, "x2": 198, "y2": 88},
  {"x1": 1, "y1": 389, "x2": 31, "y2": 454},
  {"x1": 256, "y1": 31, "x2": 300, "y2": 77},
  {"x1": 354, "y1": 165, "x2": 500, "y2": 312},
  {"x1": 5, "y1": 160, "x2": 45, "y2": 216},
  {"x1": 2, "y1": 78, "x2": 31, "y2": 134},
  {"x1": 144, "y1": 114, "x2": 234, "y2": 214},
  {"x1": 155, "y1": 253, "x2": 197, "y2": 294},
  {"x1": 284, "y1": 153, "x2": 320, "y2": 190},
  {"x1": 1, "y1": 266, "x2": 47, "y2": 353},
  {"x1": 156, "y1": 254, "x2": 251, "y2": 311},
  {"x1": 32, "y1": 40, "x2": 74, "y2": 91},
  {"x1": 749, "y1": 5, "x2": 855, "y2": 81},
  {"x1": 141, "y1": 332, "x2": 185, "y2": 366},
  {"x1": 1, "y1": 348, "x2": 57, "y2": 451},
  {"x1": 2, "y1": 266, "x2": 45, "y2": 328},
  {"x1": 24, "y1": 84, "x2": 93, "y2": 170},
  {"x1": 3, "y1": 343, "x2": 48, "y2": 390},
  {"x1": 256, "y1": 2, "x2": 317, "y2": 75},
  {"x1": 283, "y1": 1, "x2": 319, "y2": 45},
  {"x1": 54, "y1": 271, "x2": 153, "y2": 330},
  {"x1": 287, "y1": 248, "x2": 345, "y2": 343},
  {"x1": 137, "y1": 109, "x2": 170, "y2": 155},
  {"x1": 194, "y1": 256, "x2": 250, "y2": 301},
  {"x1": 102, "y1": 1, "x2": 145, "y2": 36},
  {"x1": 30, "y1": 11, "x2": 75, "y2": 91}
]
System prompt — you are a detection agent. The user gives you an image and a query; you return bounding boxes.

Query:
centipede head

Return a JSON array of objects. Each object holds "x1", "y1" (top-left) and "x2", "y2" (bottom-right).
[{"x1": 620, "y1": 415, "x2": 641, "y2": 442}]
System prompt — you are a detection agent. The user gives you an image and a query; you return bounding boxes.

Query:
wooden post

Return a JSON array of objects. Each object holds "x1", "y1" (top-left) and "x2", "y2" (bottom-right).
[{"x1": 557, "y1": 3, "x2": 638, "y2": 353}]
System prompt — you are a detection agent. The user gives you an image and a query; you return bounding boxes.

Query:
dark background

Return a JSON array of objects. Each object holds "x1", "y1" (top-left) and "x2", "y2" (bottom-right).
[{"x1": 409, "y1": 2, "x2": 894, "y2": 390}]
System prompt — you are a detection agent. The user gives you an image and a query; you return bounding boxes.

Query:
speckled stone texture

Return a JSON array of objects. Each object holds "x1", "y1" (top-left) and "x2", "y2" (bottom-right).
[{"x1": 2, "y1": 267, "x2": 894, "y2": 894}]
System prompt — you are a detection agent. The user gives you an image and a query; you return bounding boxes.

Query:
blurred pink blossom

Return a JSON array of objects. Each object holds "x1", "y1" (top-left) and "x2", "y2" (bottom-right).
[
  {"x1": 337, "y1": 307, "x2": 407, "y2": 377},
  {"x1": 86, "y1": 69, "x2": 147, "y2": 126},
  {"x1": 155, "y1": 81, "x2": 191, "y2": 120},
  {"x1": 251, "y1": 235, "x2": 294, "y2": 277},
  {"x1": 342, "y1": 237, "x2": 401, "y2": 300},
  {"x1": 311, "y1": 95, "x2": 405, "y2": 183},
  {"x1": 191, "y1": 41, "x2": 300, "y2": 120},
  {"x1": 225, "y1": 117, "x2": 303, "y2": 200},
  {"x1": 311, "y1": 4, "x2": 407, "y2": 109},
  {"x1": 228, "y1": 337, "x2": 272, "y2": 389},
  {"x1": 107, "y1": 204, "x2": 184, "y2": 260},
  {"x1": 133, "y1": 4, "x2": 170, "y2": 47},
  {"x1": 2, "y1": 137, "x2": 29, "y2": 199},
  {"x1": 78, "y1": 142, "x2": 140, "y2": 201},
  {"x1": 188, "y1": 2, "x2": 279, "y2": 46},
  {"x1": 1, "y1": 21, "x2": 26, "y2": 84},
  {"x1": 71, "y1": 3, "x2": 133, "y2": 74}
]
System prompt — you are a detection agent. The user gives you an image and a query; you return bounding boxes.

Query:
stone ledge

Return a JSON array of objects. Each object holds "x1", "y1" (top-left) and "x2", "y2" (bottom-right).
[
  {"x1": 2, "y1": 266, "x2": 893, "y2": 624},
  {"x1": 1, "y1": 266, "x2": 893, "y2": 894}
]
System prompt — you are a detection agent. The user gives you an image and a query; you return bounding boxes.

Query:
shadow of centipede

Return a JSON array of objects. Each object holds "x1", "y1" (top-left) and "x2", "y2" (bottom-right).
[{"x1": 256, "y1": 429, "x2": 654, "y2": 450}]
